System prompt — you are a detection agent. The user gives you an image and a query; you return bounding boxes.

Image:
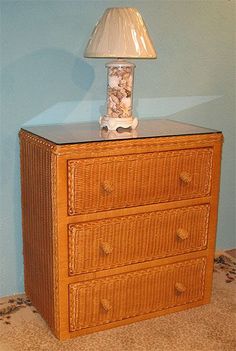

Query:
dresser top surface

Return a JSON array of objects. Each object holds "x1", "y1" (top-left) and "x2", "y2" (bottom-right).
[{"x1": 22, "y1": 118, "x2": 221, "y2": 145}]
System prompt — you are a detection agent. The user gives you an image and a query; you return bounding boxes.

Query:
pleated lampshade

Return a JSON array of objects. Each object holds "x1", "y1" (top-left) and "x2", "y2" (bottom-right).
[{"x1": 84, "y1": 7, "x2": 157, "y2": 59}]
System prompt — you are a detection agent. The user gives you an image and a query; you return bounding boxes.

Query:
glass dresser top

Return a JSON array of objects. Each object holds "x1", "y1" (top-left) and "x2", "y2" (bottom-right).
[{"x1": 22, "y1": 118, "x2": 220, "y2": 145}]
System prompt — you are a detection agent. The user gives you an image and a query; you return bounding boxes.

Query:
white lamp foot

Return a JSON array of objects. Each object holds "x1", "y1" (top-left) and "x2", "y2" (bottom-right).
[{"x1": 100, "y1": 116, "x2": 138, "y2": 131}]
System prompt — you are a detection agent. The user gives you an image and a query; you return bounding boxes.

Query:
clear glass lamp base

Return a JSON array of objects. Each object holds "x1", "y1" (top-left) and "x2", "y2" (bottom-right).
[{"x1": 99, "y1": 116, "x2": 138, "y2": 131}]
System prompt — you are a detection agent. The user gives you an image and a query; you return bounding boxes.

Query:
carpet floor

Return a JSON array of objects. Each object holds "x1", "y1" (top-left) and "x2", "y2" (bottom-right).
[{"x1": 0, "y1": 253, "x2": 235, "y2": 351}]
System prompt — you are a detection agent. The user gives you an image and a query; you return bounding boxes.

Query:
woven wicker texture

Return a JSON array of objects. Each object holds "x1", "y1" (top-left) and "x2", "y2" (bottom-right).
[
  {"x1": 19, "y1": 124, "x2": 223, "y2": 340},
  {"x1": 20, "y1": 135, "x2": 56, "y2": 332},
  {"x1": 68, "y1": 205, "x2": 210, "y2": 275},
  {"x1": 68, "y1": 148, "x2": 213, "y2": 215},
  {"x1": 69, "y1": 257, "x2": 206, "y2": 331}
]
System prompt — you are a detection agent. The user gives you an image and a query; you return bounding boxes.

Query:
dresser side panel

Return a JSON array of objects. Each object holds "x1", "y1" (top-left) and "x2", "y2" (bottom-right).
[
  {"x1": 203, "y1": 137, "x2": 223, "y2": 302},
  {"x1": 19, "y1": 131, "x2": 58, "y2": 333}
]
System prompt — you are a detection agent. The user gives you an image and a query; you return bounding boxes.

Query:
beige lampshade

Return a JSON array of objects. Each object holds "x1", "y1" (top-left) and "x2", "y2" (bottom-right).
[{"x1": 84, "y1": 7, "x2": 157, "y2": 59}]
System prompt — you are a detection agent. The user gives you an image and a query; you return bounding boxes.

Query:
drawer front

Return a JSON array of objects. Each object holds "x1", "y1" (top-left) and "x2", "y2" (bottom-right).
[
  {"x1": 68, "y1": 148, "x2": 213, "y2": 215},
  {"x1": 69, "y1": 257, "x2": 206, "y2": 331},
  {"x1": 68, "y1": 205, "x2": 209, "y2": 275}
]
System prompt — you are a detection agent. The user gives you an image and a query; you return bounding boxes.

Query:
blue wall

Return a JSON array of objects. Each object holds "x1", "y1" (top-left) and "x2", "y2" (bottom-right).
[{"x1": 0, "y1": 0, "x2": 235, "y2": 297}]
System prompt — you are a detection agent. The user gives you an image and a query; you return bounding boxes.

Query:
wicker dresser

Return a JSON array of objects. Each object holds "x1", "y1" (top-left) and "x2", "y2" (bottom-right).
[{"x1": 19, "y1": 119, "x2": 223, "y2": 340}]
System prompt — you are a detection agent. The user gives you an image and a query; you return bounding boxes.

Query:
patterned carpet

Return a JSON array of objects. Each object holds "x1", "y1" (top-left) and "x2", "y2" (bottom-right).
[{"x1": 0, "y1": 253, "x2": 235, "y2": 351}]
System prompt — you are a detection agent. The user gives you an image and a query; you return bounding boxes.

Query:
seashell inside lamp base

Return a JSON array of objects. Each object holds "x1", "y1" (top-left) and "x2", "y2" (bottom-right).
[{"x1": 100, "y1": 60, "x2": 138, "y2": 131}]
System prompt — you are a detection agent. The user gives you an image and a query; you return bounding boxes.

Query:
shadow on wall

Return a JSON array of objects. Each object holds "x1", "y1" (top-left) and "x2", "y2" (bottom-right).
[
  {"x1": 0, "y1": 48, "x2": 94, "y2": 296},
  {"x1": 23, "y1": 95, "x2": 222, "y2": 127},
  {"x1": 1, "y1": 48, "x2": 94, "y2": 127}
]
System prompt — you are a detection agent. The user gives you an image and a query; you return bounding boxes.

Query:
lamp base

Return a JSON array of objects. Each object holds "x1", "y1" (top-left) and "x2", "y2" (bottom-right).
[{"x1": 100, "y1": 116, "x2": 138, "y2": 131}]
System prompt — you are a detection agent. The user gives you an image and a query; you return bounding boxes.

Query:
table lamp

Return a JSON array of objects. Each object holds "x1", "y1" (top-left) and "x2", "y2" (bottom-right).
[{"x1": 84, "y1": 7, "x2": 157, "y2": 130}]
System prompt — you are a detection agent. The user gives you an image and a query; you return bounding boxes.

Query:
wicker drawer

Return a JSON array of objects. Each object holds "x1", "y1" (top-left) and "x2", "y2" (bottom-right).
[
  {"x1": 68, "y1": 148, "x2": 213, "y2": 215},
  {"x1": 68, "y1": 204, "x2": 210, "y2": 275},
  {"x1": 69, "y1": 257, "x2": 206, "y2": 331}
]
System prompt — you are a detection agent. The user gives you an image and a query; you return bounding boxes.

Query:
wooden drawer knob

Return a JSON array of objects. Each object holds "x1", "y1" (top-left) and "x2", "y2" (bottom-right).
[
  {"x1": 176, "y1": 228, "x2": 189, "y2": 240},
  {"x1": 100, "y1": 299, "x2": 112, "y2": 312},
  {"x1": 179, "y1": 171, "x2": 192, "y2": 184},
  {"x1": 100, "y1": 242, "x2": 113, "y2": 255},
  {"x1": 102, "y1": 180, "x2": 113, "y2": 193},
  {"x1": 175, "y1": 282, "x2": 186, "y2": 293}
]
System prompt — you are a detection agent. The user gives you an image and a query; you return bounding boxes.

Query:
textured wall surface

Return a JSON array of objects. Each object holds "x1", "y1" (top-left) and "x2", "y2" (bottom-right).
[{"x1": 0, "y1": 0, "x2": 235, "y2": 296}]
